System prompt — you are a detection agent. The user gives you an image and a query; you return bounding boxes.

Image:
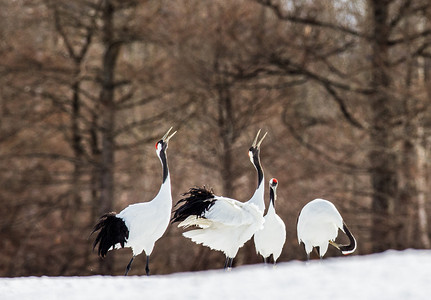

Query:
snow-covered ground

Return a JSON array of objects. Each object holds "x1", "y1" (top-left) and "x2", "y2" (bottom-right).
[{"x1": 1, "y1": 249, "x2": 430, "y2": 300}]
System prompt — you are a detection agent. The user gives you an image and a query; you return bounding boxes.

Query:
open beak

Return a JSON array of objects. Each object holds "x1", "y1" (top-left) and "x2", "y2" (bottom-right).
[
  {"x1": 162, "y1": 127, "x2": 177, "y2": 143},
  {"x1": 252, "y1": 129, "x2": 267, "y2": 148}
]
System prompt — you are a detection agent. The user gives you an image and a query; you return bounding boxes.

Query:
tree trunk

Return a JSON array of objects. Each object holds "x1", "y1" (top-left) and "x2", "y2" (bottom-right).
[
  {"x1": 417, "y1": 42, "x2": 431, "y2": 249},
  {"x1": 98, "y1": 0, "x2": 121, "y2": 273},
  {"x1": 368, "y1": 0, "x2": 399, "y2": 252},
  {"x1": 218, "y1": 86, "x2": 235, "y2": 197},
  {"x1": 213, "y1": 40, "x2": 236, "y2": 197},
  {"x1": 416, "y1": 125, "x2": 430, "y2": 248},
  {"x1": 398, "y1": 19, "x2": 418, "y2": 249}
]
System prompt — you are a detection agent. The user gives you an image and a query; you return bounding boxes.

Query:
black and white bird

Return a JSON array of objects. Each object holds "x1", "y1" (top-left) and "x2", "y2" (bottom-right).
[
  {"x1": 171, "y1": 130, "x2": 267, "y2": 269},
  {"x1": 92, "y1": 127, "x2": 177, "y2": 275},
  {"x1": 297, "y1": 198, "x2": 356, "y2": 260},
  {"x1": 253, "y1": 178, "x2": 286, "y2": 265}
]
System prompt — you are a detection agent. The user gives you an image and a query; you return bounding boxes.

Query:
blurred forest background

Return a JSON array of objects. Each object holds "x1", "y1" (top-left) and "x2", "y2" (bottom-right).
[{"x1": 1, "y1": 0, "x2": 431, "y2": 276}]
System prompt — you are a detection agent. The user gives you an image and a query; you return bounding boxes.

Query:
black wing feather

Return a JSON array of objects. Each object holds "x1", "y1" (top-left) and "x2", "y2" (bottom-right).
[
  {"x1": 171, "y1": 186, "x2": 216, "y2": 223},
  {"x1": 91, "y1": 212, "x2": 129, "y2": 257}
]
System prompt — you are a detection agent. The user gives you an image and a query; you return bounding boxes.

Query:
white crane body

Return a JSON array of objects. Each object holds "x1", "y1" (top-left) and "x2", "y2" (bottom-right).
[
  {"x1": 116, "y1": 177, "x2": 172, "y2": 256},
  {"x1": 297, "y1": 198, "x2": 356, "y2": 258},
  {"x1": 172, "y1": 130, "x2": 267, "y2": 268},
  {"x1": 180, "y1": 196, "x2": 264, "y2": 258},
  {"x1": 254, "y1": 178, "x2": 286, "y2": 263},
  {"x1": 92, "y1": 127, "x2": 176, "y2": 275}
]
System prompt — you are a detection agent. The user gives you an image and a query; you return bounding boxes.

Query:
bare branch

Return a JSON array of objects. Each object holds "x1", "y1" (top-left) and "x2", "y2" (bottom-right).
[{"x1": 256, "y1": 0, "x2": 367, "y2": 39}]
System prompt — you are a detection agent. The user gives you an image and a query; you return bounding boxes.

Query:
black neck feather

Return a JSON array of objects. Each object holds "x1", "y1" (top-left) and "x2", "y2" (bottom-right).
[
  {"x1": 253, "y1": 153, "x2": 263, "y2": 188},
  {"x1": 340, "y1": 223, "x2": 356, "y2": 253},
  {"x1": 270, "y1": 188, "x2": 275, "y2": 207},
  {"x1": 160, "y1": 149, "x2": 169, "y2": 183}
]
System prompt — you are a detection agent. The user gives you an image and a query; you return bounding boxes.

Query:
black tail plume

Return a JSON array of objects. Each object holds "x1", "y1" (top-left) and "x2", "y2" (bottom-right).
[
  {"x1": 91, "y1": 212, "x2": 129, "y2": 257},
  {"x1": 171, "y1": 186, "x2": 216, "y2": 223}
]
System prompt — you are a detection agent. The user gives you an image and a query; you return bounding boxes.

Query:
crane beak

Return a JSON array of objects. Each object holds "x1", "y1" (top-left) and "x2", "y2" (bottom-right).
[
  {"x1": 252, "y1": 129, "x2": 261, "y2": 147},
  {"x1": 329, "y1": 240, "x2": 341, "y2": 250},
  {"x1": 257, "y1": 131, "x2": 267, "y2": 148},
  {"x1": 166, "y1": 130, "x2": 177, "y2": 143},
  {"x1": 252, "y1": 129, "x2": 267, "y2": 148},
  {"x1": 162, "y1": 127, "x2": 177, "y2": 143}
]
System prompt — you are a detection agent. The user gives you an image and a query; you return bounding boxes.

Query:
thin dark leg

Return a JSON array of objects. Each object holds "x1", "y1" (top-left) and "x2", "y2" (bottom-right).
[
  {"x1": 228, "y1": 257, "x2": 234, "y2": 268},
  {"x1": 272, "y1": 255, "x2": 276, "y2": 266},
  {"x1": 125, "y1": 256, "x2": 135, "y2": 276},
  {"x1": 224, "y1": 257, "x2": 229, "y2": 269},
  {"x1": 145, "y1": 255, "x2": 150, "y2": 276},
  {"x1": 315, "y1": 246, "x2": 320, "y2": 258}
]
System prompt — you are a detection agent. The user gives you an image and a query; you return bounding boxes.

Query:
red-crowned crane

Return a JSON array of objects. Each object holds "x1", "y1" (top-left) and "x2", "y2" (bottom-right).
[
  {"x1": 92, "y1": 127, "x2": 177, "y2": 276},
  {"x1": 253, "y1": 178, "x2": 286, "y2": 265},
  {"x1": 297, "y1": 198, "x2": 356, "y2": 260},
  {"x1": 171, "y1": 130, "x2": 267, "y2": 269}
]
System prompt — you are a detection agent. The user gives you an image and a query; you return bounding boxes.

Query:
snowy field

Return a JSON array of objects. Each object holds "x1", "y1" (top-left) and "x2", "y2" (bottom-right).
[{"x1": 1, "y1": 249, "x2": 430, "y2": 300}]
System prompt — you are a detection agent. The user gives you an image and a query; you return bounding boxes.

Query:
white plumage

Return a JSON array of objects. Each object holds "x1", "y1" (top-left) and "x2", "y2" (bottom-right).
[
  {"x1": 254, "y1": 178, "x2": 286, "y2": 264},
  {"x1": 180, "y1": 196, "x2": 264, "y2": 259},
  {"x1": 92, "y1": 127, "x2": 176, "y2": 275},
  {"x1": 172, "y1": 130, "x2": 267, "y2": 268},
  {"x1": 116, "y1": 177, "x2": 172, "y2": 257},
  {"x1": 297, "y1": 198, "x2": 357, "y2": 259}
]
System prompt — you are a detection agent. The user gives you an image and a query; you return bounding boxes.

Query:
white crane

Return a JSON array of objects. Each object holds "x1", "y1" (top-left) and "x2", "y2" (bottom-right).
[
  {"x1": 92, "y1": 127, "x2": 177, "y2": 275},
  {"x1": 254, "y1": 178, "x2": 286, "y2": 265},
  {"x1": 171, "y1": 130, "x2": 267, "y2": 269},
  {"x1": 297, "y1": 198, "x2": 356, "y2": 260}
]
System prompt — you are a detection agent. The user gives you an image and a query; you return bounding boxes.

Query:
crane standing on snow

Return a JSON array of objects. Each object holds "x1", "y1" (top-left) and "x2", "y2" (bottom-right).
[
  {"x1": 297, "y1": 198, "x2": 356, "y2": 260},
  {"x1": 254, "y1": 178, "x2": 286, "y2": 265},
  {"x1": 92, "y1": 127, "x2": 177, "y2": 276},
  {"x1": 171, "y1": 130, "x2": 267, "y2": 269}
]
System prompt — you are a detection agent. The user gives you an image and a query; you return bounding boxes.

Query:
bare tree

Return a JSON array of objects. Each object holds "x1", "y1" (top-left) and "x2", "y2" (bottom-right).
[{"x1": 257, "y1": 0, "x2": 431, "y2": 252}]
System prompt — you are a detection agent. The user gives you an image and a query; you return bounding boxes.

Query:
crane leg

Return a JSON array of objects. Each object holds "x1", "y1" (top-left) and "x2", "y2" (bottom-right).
[
  {"x1": 145, "y1": 255, "x2": 150, "y2": 276},
  {"x1": 125, "y1": 256, "x2": 135, "y2": 276},
  {"x1": 228, "y1": 257, "x2": 234, "y2": 268},
  {"x1": 263, "y1": 257, "x2": 267, "y2": 264},
  {"x1": 224, "y1": 257, "x2": 229, "y2": 269}
]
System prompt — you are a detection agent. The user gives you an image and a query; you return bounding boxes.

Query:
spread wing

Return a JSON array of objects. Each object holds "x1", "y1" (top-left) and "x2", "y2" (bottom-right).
[
  {"x1": 172, "y1": 186, "x2": 257, "y2": 228},
  {"x1": 205, "y1": 196, "x2": 256, "y2": 226}
]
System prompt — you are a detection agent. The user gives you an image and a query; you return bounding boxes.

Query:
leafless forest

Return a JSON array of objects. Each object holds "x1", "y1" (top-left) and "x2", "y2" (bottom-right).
[{"x1": 1, "y1": 0, "x2": 431, "y2": 276}]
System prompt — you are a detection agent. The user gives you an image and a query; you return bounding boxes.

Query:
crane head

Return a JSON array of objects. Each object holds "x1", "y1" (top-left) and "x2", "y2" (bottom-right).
[
  {"x1": 269, "y1": 178, "x2": 278, "y2": 205},
  {"x1": 270, "y1": 178, "x2": 278, "y2": 188},
  {"x1": 156, "y1": 127, "x2": 177, "y2": 154}
]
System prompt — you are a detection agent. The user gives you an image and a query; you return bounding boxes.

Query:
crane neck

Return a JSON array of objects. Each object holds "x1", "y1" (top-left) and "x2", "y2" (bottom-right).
[
  {"x1": 159, "y1": 149, "x2": 169, "y2": 184},
  {"x1": 254, "y1": 154, "x2": 263, "y2": 186},
  {"x1": 158, "y1": 172, "x2": 171, "y2": 195},
  {"x1": 340, "y1": 223, "x2": 357, "y2": 254},
  {"x1": 269, "y1": 188, "x2": 276, "y2": 209},
  {"x1": 248, "y1": 177, "x2": 265, "y2": 213},
  {"x1": 248, "y1": 154, "x2": 264, "y2": 213},
  {"x1": 155, "y1": 149, "x2": 172, "y2": 206}
]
